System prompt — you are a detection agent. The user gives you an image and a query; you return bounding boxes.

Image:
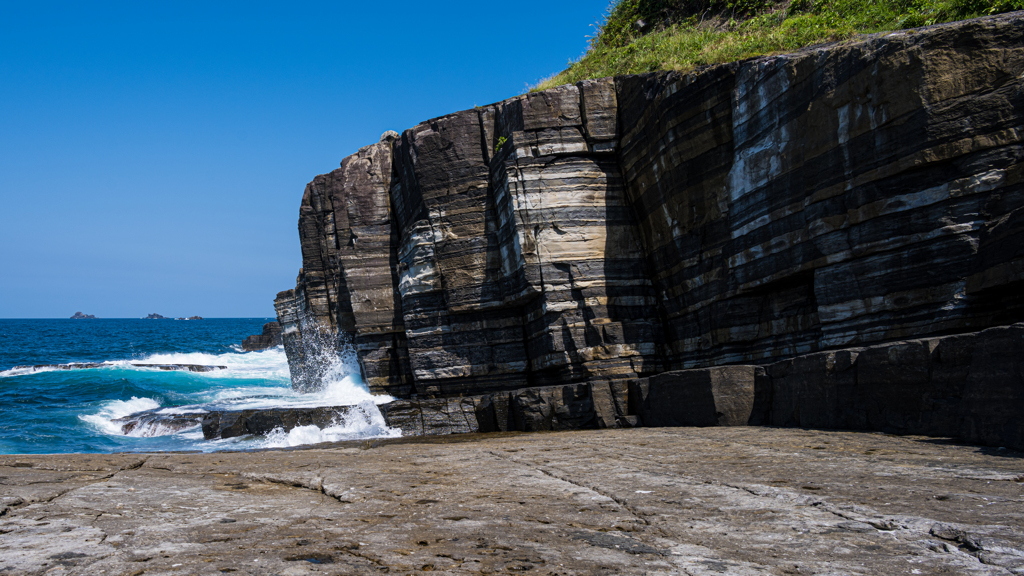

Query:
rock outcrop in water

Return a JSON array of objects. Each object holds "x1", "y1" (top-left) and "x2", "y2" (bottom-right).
[
  {"x1": 11, "y1": 362, "x2": 227, "y2": 373},
  {"x1": 241, "y1": 321, "x2": 283, "y2": 351},
  {"x1": 274, "y1": 14, "x2": 1024, "y2": 448},
  {"x1": 69, "y1": 312, "x2": 96, "y2": 319}
]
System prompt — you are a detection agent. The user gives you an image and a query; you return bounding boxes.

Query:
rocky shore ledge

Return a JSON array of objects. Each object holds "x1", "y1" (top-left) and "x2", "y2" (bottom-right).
[{"x1": 2, "y1": 428, "x2": 1022, "y2": 575}]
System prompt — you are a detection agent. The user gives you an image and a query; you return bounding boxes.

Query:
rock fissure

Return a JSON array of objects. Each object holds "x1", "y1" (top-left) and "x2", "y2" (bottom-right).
[{"x1": 486, "y1": 449, "x2": 653, "y2": 528}]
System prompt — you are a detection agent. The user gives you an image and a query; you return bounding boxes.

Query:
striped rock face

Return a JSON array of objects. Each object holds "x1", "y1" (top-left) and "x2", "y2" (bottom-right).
[{"x1": 277, "y1": 14, "x2": 1024, "y2": 398}]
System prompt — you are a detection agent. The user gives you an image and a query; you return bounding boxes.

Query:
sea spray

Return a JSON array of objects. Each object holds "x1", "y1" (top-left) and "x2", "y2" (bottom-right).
[
  {"x1": 283, "y1": 317, "x2": 365, "y2": 393},
  {"x1": 0, "y1": 318, "x2": 398, "y2": 454},
  {"x1": 255, "y1": 400, "x2": 400, "y2": 449}
]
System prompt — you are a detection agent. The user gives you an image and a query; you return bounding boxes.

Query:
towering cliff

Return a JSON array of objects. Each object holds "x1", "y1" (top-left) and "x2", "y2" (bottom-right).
[{"x1": 275, "y1": 14, "x2": 1024, "y2": 404}]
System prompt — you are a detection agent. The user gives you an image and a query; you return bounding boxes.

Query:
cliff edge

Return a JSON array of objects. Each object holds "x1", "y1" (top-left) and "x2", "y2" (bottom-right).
[{"x1": 274, "y1": 13, "x2": 1024, "y2": 445}]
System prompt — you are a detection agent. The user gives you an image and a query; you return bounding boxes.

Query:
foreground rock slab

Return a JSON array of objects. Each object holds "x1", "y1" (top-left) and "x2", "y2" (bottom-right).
[{"x1": 2, "y1": 428, "x2": 1023, "y2": 575}]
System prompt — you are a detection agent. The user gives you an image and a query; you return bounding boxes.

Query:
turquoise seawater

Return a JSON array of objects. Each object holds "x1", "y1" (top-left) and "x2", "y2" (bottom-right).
[{"x1": 0, "y1": 319, "x2": 396, "y2": 455}]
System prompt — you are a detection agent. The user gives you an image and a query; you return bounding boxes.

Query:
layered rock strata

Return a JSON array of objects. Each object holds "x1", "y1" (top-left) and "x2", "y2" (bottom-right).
[
  {"x1": 382, "y1": 322, "x2": 1024, "y2": 450},
  {"x1": 275, "y1": 14, "x2": 1024, "y2": 444}
]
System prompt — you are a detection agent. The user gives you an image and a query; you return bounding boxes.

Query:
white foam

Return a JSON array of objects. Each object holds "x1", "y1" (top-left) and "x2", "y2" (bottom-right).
[
  {"x1": 0, "y1": 366, "x2": 57, "y2": 378},
  {"x1": 254, "y1": 401, "x2": 401, "y2": 449},
  {"x1": 123, "y1": 420, "x2": 202, "y2": 438},
  {"x1": 80, "y1": 397, "x2": 162, "y2": 436},
  {"x1": 71, "y1": 333, "x2": 399, "y2": 449},
  {"x1": 140, "y1": 347, "x2": 290, "y2": 381}
]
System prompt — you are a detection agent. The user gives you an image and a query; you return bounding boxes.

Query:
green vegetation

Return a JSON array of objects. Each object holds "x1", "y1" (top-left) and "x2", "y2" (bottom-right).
[{"x1": 533, "y1": 0, "x2": 1023, "y2": 90}]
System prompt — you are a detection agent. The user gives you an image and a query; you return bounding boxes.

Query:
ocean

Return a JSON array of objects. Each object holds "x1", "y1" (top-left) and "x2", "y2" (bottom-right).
[{"x1": 0, "y1": 318, "x2": 398, "y2": 454}]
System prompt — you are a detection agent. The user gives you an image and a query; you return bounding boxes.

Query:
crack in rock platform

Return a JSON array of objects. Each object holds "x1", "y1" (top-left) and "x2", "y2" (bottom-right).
[{"x1": 2, "y1": 427, "x2": 1022, "y2": 575}]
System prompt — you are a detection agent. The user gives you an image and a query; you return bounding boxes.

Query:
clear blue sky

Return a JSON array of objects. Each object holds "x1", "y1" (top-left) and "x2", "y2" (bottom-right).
[{"x1": 0, "y1": 1, "x2": 608, "y2": 318}]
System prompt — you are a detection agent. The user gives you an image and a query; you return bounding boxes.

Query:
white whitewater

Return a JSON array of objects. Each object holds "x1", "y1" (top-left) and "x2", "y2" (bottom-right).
[{"x1": 80, "y1": 338, "x2": 400, "y2": 450}]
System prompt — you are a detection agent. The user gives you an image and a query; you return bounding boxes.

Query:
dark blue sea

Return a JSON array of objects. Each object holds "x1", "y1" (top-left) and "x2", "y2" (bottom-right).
[{"x1": 0, "y1": 319, "x2": 397, "y2": 454}]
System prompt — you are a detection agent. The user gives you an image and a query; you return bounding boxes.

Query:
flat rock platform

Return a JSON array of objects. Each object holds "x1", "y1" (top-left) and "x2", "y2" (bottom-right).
[{"x1": 2, "y1": 428, "x2": 1023, "y2": 575}]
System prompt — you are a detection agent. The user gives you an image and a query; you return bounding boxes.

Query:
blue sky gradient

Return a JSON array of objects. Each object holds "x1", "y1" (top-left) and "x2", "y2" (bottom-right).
[{"x1": 0, "y1": 1, "x2": 608, "y2": 318}]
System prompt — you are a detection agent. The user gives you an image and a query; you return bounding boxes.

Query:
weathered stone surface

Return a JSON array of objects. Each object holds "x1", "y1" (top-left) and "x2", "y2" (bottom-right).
[
  {"x1": 272, "y1": 14, "x2": 1024, "y2": 450},
  {"x1": 369, "y1": 322, "x2": 1024, "y2": 450},
  {"x1": 240, "y1": 321, "x2": 282, "y2": 351},
  {"x1": 616, "y1": 15, "x2": 1024, "y2": 370},
  {"x1": 762, "y1": 322, "x2": 1024, "y2": 449},
  {"x1": 634, "y1": 366, "x2": 758, "y2": 427},
  {"x1": 379, "y1": 397, "x2": 482, "y2": 437},
  {"x1": 3, "y1": 428, "x2": 1023, "y2": 575}
]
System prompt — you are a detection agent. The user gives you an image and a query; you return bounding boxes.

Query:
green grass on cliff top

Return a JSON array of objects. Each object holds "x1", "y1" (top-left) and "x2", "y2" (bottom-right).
[{"x1": 534, "y1": 0, "x2": 1023, "y2": 90}]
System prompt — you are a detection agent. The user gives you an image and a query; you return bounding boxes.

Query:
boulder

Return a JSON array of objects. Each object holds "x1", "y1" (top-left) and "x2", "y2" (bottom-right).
[{"x1": 201, "y1": 406, "x2": 358, "y2": 440}]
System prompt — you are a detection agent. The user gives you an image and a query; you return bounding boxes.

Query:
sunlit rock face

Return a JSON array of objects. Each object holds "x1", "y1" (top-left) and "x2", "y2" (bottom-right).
[{"x1": 276, "y1": 14, "x2": 1024, "y2": 401}]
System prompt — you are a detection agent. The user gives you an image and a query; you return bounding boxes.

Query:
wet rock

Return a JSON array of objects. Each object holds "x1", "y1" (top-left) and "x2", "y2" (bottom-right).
[
  {"x1": 241, "y1": 321, "x2": 283, "y2": 351},
  {"x1": 113, "y1": 409, "x2": 206, "y2": 436},
  {"x1": 200, "y1": 406, "x2": 359, "y2": 440},
  {"x1": 10, "y1": 362, "x2": 226, "y2": 373}
]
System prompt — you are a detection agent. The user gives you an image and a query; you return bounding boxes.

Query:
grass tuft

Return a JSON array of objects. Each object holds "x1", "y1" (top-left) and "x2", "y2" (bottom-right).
[{"x1": 533, "y1": 0, "x2": 1023, "y2": 91}]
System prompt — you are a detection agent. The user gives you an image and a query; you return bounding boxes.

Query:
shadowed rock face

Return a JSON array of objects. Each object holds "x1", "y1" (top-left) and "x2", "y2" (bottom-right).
[
  {"x1": 274, "y1": 14, "x2": 1024, "y2": 439},
  {"x1": 379, "y1": 322, "x2": 1024, "y2": 450}
]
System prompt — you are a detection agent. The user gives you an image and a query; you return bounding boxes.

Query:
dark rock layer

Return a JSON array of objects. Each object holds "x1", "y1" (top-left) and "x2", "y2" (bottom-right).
[
  {"x1": 200, "y1": 406, "x2": 359, "y2": 440},
  {"x1": 241, "y1": 321, "x2": 283, "y2": 351},
  {"x1": 272, "y1": 14, "x2": 1024, "y2": 448},
  {"x1": 125, "y1": 322, "x2": 1022, "y2": 447},
  {"x1": 383, "y1": 322, "x2": 1024, "y2": 450}
]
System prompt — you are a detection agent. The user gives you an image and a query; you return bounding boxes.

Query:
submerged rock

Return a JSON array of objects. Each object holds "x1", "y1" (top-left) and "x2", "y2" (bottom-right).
[{"x1": 10, "y1": 362, "x2": 227, "y2": 373}]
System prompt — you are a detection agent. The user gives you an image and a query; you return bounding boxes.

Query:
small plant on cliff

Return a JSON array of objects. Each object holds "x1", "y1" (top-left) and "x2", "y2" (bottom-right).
[
  {"x1": 495, "y1": 136, "x2": 508, "y2": 155},
  {"x1": 533, "y1": 0, "x2": 1024, "y2": 90}
]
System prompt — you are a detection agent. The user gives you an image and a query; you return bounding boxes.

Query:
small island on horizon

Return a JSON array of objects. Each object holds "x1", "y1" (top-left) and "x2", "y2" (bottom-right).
[{"x1": 70, "y1": 312, "x2": 96, "y2": 319}]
